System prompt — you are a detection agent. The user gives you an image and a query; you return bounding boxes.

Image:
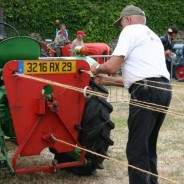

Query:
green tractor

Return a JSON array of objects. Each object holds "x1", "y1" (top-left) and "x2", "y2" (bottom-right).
[{"x1": 0, "y1": 22, "x2": 41, "y2": 175}]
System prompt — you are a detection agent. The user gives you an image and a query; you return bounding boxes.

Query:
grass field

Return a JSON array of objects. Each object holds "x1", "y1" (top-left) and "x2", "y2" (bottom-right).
[{"x1": 1, "y1": 80, "x2": 184, "y2": 184}]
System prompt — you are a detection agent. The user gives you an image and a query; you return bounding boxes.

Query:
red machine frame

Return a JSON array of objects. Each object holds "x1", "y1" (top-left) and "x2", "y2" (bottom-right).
[{"x1": 3, "y1": 59, "x2": 90, "y2": 174}]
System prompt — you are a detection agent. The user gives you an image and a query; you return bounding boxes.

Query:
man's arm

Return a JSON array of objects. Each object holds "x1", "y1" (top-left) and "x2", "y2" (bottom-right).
[
  {"x1": 94, "y1": 75, "x2": 124, "y2": 87},
  {"x1": 91, "y1": 55, "x2": 124, "y2": 75},
  {"x1": 160, "y1": 36, "x2": 166, "y2": 46},
  {"x1": 65, "y1": 30, "x2": 69, "y2": 40},
  {"x1": 160, "y1": 36, "x2": 173, "y2": 58},
  {"x1": 70, "y1": 40, "x2": 76, "y2": 55}
]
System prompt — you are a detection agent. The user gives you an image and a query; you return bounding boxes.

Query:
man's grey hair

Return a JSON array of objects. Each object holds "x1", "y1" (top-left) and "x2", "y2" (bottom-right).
[{"x1": 131, "y1": 15, "x2": 147, "y2": 25}]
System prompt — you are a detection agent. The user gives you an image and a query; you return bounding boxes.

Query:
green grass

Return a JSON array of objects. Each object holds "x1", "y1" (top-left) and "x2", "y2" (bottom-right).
[{"x1": 1, "y1": 82, "x2": 184, "y2": 184}]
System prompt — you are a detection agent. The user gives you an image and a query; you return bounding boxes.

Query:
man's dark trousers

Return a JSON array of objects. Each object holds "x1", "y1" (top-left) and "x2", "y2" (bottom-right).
[{"x1": 127, "y1": 77, "x2": 172, "y2": 184}]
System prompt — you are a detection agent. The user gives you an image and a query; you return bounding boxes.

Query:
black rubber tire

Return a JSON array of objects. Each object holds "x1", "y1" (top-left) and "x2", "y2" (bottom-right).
[
  {"x1": 174, "y1": 65, "x2": 184, "y2": 81},
  {"x1": 50, "y1": 78, "x2": 114, "y2": 175}
]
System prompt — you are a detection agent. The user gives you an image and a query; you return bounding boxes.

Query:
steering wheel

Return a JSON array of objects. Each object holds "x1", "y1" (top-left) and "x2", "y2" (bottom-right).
[{"x1": 0, "y1": 22, "x2": 20, "y2": 40}]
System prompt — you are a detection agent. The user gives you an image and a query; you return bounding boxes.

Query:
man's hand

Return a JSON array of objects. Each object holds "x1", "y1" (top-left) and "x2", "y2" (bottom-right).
[
  {"x1": 165, "y1": 49, "x2": 172, "y2": 58},
  {"x1": 91, "y1": 63, "x2": 99, "y2": 75},
  {"x1": 91, "y1": 56, "x2": 124, "y2": 75},
  {"x1": 94, "y1": 75, "x2": 124, "y2": 87},
  {"x1": 94, "y1": 74, "x2": 109, "y2": 86}
]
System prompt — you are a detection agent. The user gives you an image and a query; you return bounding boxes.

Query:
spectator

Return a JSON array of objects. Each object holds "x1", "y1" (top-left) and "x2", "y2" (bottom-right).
[
  {"x1": 71, "y1": 30, "x2": 87, "y2": 55},
  {"x1": 54, "y1": 31, "x2": 67, "y2": 56},
  {"x1": 160, "y1": 26, "x2": 178, "y2": 75},
  {"x1": 56, "y1": 24, "x2": 68, "y2": 40},
  {"x1": 91, "y1": 5, "x2": 172, "y2": 184},
  {"x1": 53, "y1": 24, "x2": 69, "y2": 56}
]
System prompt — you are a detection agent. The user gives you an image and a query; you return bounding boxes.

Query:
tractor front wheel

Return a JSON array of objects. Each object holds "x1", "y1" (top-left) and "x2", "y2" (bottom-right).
[{"x1": 52, "y1": 79, "x2": 115, "y2": 175}]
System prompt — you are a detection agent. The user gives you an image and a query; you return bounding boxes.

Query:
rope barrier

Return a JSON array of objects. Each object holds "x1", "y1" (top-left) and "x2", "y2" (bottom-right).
[
  {"x1": 92, "y1": 76, "x2": 184, "y2": 117},
  {"x1": 50, "y1": 134, "x2": 178, "y2": 184},
  {"x1": 104, "y1": 87, "x2": 184, "y2": 117},
  {"x1": 14, "y1": 73, "x2": 108, "y2": 99},
  {"x1": 143, "y1": 78, "x2": 184, "y2": 88},
  {"x1": 134, "y1": 82, "x2": 174, "y2": 93},
  {"x1": 95, "y1": 75, "x2": 184, "y2": 94},
  {"x1": 127, "y1": 100, "x2": 184, "y2": 117},
  {"x1": 114, "y1": 96, "x2": 178, "y2": 112},
  {"x1": 14, "y1": 73, "x2": 184, "y2": 118},
  {"x1": 12, "y1": 72, "x2": 181, "y2": 183},
  {"x1": 129, "y1": 99, "x2": 184, "y2": 117},
  {"x1": 173, "y1": 94, "x2": 184, "y2": 107},
  {"x1": 106, "y1": 95, "x2": 184, "y2": 117}
]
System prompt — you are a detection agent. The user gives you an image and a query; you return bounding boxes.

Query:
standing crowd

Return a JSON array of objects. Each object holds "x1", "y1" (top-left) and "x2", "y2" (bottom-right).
[{"x1": 53, "y1": 23, "x2": 87, "y2": 56}]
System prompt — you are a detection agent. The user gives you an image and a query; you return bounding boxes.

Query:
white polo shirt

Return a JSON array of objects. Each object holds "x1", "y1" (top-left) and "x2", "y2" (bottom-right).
[{"x1": 112, "y1": 24, "x2": 170, "y2": 89}]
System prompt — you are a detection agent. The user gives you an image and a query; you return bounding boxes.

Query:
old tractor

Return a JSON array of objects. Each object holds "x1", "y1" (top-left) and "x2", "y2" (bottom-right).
[
  {"x1": 39, "y1": 20, "x2": 111, "y2": 64},
  {"x1": 0, "y1": 22, "x2": 114, "y2": 177},
  {"x1": 40, "y1": 40, "x2": 111, "y2": 64},
  {"x1": 172, "y1": 43, "x2": 184, "y2": 80}
]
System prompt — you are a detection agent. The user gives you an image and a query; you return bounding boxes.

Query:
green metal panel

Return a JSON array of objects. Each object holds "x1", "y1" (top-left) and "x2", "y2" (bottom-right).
[
  {"x1": 0, "y1": 124, "x2": 14, "y2": 175},
  {"x1": 0, "y1": 36, "x2": 40, "y2": 68},
  {"x1": 0, "y1": 83, "x2": 15, "y2": 138}
]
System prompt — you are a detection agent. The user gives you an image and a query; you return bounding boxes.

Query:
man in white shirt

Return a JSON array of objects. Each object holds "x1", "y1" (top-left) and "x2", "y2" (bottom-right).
[{"x1": 91, "y1": 5, "x2": 172, "y2": 184}]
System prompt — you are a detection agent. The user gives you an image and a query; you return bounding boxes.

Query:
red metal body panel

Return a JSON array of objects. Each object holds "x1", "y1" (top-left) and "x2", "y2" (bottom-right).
[
  {"x1": 61, "y1": 43, "x2": 72, "y2": 56},
  {"x1": 40, "y1": 41, "x2": 111, "y2": 63},
  {"x1": 3, "y1": 59, "x2": 90, "y2": 173},
  {"x1": 84, "y1": 43, "x2": 111, "y2": 64},
  {"x1": 61, "y1": 43, "x2": 111, "y2": 64}
]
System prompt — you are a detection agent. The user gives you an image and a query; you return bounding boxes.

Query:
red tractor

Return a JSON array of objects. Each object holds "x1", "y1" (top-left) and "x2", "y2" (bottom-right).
[
  {"x1": 172, "y1": 43, "x2": 184, "y2": 80},
  {"x1": 39, "y1": 20, "x2": 111, "y2": 64},
  {"x1": 40, "y1": 40, "x2": 111, "y2": 64},
  {"x1": 0, "y1": 22, "x2": 114, "y2": 176}
]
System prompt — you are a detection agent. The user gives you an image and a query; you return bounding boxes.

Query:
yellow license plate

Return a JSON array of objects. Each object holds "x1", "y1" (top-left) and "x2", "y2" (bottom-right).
[{"x1": 19, "y1": 61, "x2": 76, "y2": 74}]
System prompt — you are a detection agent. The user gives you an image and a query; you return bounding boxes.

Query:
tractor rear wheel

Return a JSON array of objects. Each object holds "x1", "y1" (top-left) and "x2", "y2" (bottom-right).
[{"x1": 51, "y1": 78, "x2": 114, "y2": 175}]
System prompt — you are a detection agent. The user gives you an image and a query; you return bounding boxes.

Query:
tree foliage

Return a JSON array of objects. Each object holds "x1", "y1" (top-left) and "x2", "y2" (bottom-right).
[{"x1": 1, "y1": 0, "x2": 184, "y2": 43}]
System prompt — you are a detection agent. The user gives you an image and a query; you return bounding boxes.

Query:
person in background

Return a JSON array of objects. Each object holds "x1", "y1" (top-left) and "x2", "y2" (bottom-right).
[
  {"x1": 53, "y1": 24, "x2": 69, "y2": 56},
  {"x1": 56, "y1": 24, "x2": 68, "y2": 40},
  {"x1": 70, "y1": 30, "x2": 87, "y2": 55},
  {"x1": 91, "y1": 5, "x2": 172, "y2": 184},
  {"x1": 160, "y1": 27, "x2": 178, "y2": 75},
  {"x1": 54, "y1": 30, "x2": 67, "y2": 56}
]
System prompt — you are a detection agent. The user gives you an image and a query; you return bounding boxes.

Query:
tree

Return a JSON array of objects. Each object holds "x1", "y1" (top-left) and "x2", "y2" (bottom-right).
[{"x1": 1, "y1": 0, "x2": 184, "y2": 43}]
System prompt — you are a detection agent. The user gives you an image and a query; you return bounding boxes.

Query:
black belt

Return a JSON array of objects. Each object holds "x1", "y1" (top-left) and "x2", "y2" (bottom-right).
[{"x1": 128, "y1": 77, "x2": 169, "y2": 94}]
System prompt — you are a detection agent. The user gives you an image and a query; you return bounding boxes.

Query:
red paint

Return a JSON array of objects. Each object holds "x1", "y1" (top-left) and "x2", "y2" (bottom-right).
[
  {"x1": 3, "y1": 59, "x2": 90, "y2": 173},
  {"x1": 40, "y1": 41, "x2": 111, "y2": 64}
]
